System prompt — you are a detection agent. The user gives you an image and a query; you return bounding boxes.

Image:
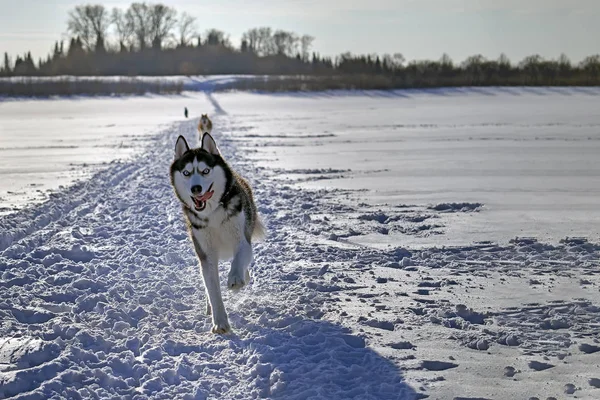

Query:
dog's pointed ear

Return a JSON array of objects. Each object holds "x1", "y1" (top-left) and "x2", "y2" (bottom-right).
[
  {"x1": 174, "y1": 135, "x2": 189, "y2": 160},
  {"x1": 201, "y1": 133, "x2": 220, "y2": 155}
]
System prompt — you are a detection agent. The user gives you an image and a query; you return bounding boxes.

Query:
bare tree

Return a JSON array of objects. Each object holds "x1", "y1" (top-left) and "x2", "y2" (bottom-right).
[
  {"x1": 149, "y1": 4, "x2": 177, "y2": 50},
  {"x1": 67, "y1": 7, "x2": 93, "y2": 50},
  {"x1": 242, "y1": 29, "x2": 259, "y2": 53},
  {"x1": 519, "y1": 54, "x2": 544, "y2": 82},
  {"x1": 463, "y1": 54, "x2": 486, "y2": 68},
  {"x1": 89, "y1": 5, "x2": 110, "y2": 52},
  {"x1": 558, "y1": 53, "x2": 571, "y2": 68},
  {"x1": 580, "y1": 55, "x2": 600, "y2": 67},
  {"x1": 176, "y1": 12, "x2": 197, "y2": 47},
  {"x1": 67, "y1": 4, "x2": 110, "y2": 52},
  {"x1": 300, "y1": 35, "x2": 314, "y2": 61},
  {"x1": 580, "y1": 54, "x2": 600, "y2": 77},
  {"x1": 382, "y1": 54, "x2": 394, "y2": 70},
  {"x1": 242, "y1": 27, "x2": 269, "y2": 55},
  {"x1": 112, "y1": 8, "x2": 135, "y2": 51},
  {"x1": 287, "y1": 31, "x2": 299, "y2": 55},
  {"x1": 393, "y1": 53, "x2": 405, "y2": 67},
  {"x1": 257, "y1": 27, "x2": 273, "y2": 55},
  {"x1": 128, "y1": 2, "x2": 152, "y2": 50},
  {"x1": 204, "y1": 29, "x2": 231, "y2": 47},
  {"x1": 498, "y1": 53, "x2": 510, "y2": 67},
  {"x1": 272, "y1": 30, "x2": 298, "y2": 56},
  {"x1": 271, "y1": 31, "x2": 286, "y2": 55},
  {"x1": 440, "y1": 53, "x2": 453, "y2": 67},
  {"x1": 461, "y1": 54, "x2": 487, "y2": 82}
]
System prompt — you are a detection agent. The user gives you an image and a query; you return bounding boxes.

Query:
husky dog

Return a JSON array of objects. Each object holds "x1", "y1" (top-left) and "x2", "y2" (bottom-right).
[
  {"x1": 198, "y1": 114, "x2": 212, "y2": 136},
  {"x1": 170, "y1": 133, "x2": 264, "y2": 334}
]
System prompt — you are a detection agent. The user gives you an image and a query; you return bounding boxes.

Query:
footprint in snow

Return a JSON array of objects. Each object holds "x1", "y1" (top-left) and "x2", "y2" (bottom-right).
[
  {"x1": 579, "y1": 343, "x2": 600, "y2": 354},
  {"x1": 528, "y1": 360, "x2": 554, "y2": 371},
  {"x1": 389, "y1": 341, "x2": 415, "y2": 350},
  {"x1": 358, "y1": 317, "x2": 395, "y2": 331},
  {"x1": 589, "y1": 378, "x2": 600, "y2": 388},
  {"x1": 452, "y1": 397, "x2": 492, "y2": 400},
  {"x1": 564, "y1": 383, "x2": 577, "y2": 394},
  {"x1": 420, "y1": 360, "x2": 459, "y2": 371}
]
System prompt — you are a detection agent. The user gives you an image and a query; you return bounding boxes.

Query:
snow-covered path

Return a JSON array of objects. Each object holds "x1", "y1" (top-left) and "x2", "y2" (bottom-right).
[{"x1": 0, "y1": 114, "x2": 417, "y2": 399}]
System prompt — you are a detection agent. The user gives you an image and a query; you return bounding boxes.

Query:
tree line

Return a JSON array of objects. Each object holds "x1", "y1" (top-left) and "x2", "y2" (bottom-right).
[
  {"x1": 0, "y1": 3, "x2": 316, "y2": 76},
  {"x1": 1, "y1": 2, "x2": 600, "y2": 89}
]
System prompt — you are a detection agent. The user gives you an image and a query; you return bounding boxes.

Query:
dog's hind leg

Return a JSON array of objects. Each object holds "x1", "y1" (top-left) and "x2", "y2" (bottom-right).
[{"x1": 228, "y1": 240, "x2": 252, "y2": 290}]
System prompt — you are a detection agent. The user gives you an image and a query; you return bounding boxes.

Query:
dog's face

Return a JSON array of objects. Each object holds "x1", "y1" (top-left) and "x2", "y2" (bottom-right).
[
  {"x1": 170, "y1": 134, "x2": 228, "y2": 216},
  {"x1": 200, "y1": 114, "x2": 209, "y2": 127}
]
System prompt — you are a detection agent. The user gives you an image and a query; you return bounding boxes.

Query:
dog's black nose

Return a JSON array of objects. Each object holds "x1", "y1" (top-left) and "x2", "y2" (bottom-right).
[{"x1": 191, "y1": 185, "x2": 203, "y2": 194}]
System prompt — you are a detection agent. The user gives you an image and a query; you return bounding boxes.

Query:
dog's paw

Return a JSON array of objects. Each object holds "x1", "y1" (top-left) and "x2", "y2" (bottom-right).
[
  {"x1": 227, "y1": 269, "x2": 250, "y2": 290},
  {"x1": 211, "y1": 320, "x2": 231, "y2": 334}
]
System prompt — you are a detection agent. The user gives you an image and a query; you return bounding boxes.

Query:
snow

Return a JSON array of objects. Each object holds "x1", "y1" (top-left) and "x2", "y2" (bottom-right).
[
  {"x1": 1, "y1": 88, "x2": 599, "y2": 399},
  {"x1": 0, "y1": 94, "x2": 203, "y2": 215},
  {"x1": 215, "y1": 87, "x2": 600, "y2": 246}
]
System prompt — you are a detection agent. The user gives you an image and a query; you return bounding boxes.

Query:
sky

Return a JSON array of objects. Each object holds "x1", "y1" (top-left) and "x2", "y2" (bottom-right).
[{"x1": 0, "y1": 0, "x2": 599, "y2": 65}]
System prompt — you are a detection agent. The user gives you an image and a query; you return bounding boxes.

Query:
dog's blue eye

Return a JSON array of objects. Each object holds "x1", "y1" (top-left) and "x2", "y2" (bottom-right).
[
  {"x1": 202, "y1": 168, "x2": 210, "y2": 175},
  {"x1": 182, "y1": 170, "x2": 191, "y2": 176}
]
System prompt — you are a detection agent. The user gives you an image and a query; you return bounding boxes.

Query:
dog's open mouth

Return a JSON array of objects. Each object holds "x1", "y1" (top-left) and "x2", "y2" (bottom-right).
[{"x1": 191, "y1": 183, "x2": 214, "y2": 211}]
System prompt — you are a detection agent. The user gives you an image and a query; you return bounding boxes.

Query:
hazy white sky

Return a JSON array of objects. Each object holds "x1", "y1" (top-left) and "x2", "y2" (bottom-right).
[{"x1": 0, "y1": 0, "x2": 598, "y2": 64}]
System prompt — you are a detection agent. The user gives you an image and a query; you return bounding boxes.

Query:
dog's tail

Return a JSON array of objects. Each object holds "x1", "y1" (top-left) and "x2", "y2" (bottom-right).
[{"x1": 252, "y1": 218, "x2": 267, "y2": 242}]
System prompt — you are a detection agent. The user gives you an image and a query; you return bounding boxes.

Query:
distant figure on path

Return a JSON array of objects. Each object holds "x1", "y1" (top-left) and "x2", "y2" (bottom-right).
[{"x1": 184, "y1": 107, "x2": 189, "y2": 118}]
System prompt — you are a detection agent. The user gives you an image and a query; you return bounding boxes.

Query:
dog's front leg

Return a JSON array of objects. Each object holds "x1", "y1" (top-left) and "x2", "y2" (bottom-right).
[
  {"x1": 200, "y1": 257, "x2": 230, "y2": 334},
  {"x1": 193, "y1": 236, "x2": 230, "y2": 333}
]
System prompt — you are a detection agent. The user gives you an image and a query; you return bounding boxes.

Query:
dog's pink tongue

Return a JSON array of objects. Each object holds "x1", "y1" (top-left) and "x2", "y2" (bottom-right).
[{"x1": 196, "y1": 190, "x2": 214, "y2": 202}]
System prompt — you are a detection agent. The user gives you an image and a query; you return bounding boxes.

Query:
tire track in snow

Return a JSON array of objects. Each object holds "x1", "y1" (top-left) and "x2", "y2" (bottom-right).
[{"x1": 0, "y1": 116, "x2": 419, "y2": 399}]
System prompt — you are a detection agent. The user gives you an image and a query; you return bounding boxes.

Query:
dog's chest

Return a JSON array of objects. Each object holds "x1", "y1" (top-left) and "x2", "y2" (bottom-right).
[{"x1": 191, "y1": 211, "x2": 245, "y2": 261}]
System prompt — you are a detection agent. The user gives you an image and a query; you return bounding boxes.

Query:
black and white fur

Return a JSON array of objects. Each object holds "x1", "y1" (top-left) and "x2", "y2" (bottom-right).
[{"x1": 170, "y1": 133, "x2": 265, "y2": 334}]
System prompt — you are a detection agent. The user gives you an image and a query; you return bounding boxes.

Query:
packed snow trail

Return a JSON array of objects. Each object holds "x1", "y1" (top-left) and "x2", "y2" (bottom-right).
[{"x1": 0, "y1": 117, "x2": 418, "y2": 399}]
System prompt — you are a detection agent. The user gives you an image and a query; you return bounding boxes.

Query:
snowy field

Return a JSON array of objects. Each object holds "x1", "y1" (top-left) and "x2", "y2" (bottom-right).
[
  {"x1": 1, "y1": 89, "x2": 600, "y2": 399},
  {"x1": 217, "y1": 87, "x2": 600, "y2": 247},
  {"x1": 0, "y1": 94, "x2": 208, "y2": 215}
]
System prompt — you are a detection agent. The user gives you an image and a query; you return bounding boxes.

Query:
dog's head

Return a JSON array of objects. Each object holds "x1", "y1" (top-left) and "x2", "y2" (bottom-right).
[
  {"x1": 170, "y1": 133, "x2": 230, "y2": 216},
  {"x1": 200, "y1": 114, "x2": 210, "y2": 127}
]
